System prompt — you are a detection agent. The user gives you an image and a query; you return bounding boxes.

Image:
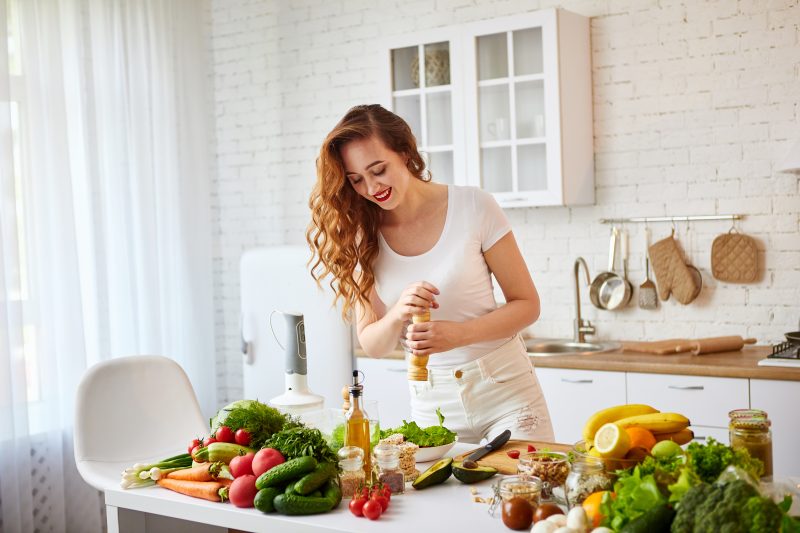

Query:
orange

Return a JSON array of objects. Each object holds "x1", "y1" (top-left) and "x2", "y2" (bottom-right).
[
  {"x1": 582, "y1": 490, "x2": 612, "y2": 528},
  {"x1": 625, "y1": 426, "x2": 657, "y2": 451}
]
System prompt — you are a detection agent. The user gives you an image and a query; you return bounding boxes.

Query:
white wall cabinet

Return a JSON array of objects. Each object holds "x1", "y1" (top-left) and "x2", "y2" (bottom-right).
[
  {"x1": 381, "y1": 8, "x2": 594, "y2": 208},
  {"x1": 750, "y1": 379, "x2": 800, "y2": 476},
  {"x1": 355, "y1": 357, "x2": 411, "y2": 429},
  {"x1": 535, "y1": 367, "x2": 626, "y2": 444}
]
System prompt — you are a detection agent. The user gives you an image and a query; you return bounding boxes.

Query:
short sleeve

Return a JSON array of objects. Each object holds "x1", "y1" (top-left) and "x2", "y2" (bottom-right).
[{"x1": 475, "y1": 188, "x2": 511, "y2": 251}]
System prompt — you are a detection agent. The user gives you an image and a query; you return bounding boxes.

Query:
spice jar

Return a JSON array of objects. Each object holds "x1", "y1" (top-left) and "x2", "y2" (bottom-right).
[
  {"x1": 729, "y1": 414, "x2": 773, "y2": 481},
  {"x1": 372, "y1": 442, "x2": 405, "y2": 494},
  {"x1": 338, "y1": 445, "x2": 366, "y2": 498},
  {"x1": 565, "y1": 455, "x2": 612, "y2": 509},
  {"x1": 489, "y1": 475, "x2": 542, "y2": 518},
  {"x1": 518, "y1": 451, "x2": 570, "y2": 503}
]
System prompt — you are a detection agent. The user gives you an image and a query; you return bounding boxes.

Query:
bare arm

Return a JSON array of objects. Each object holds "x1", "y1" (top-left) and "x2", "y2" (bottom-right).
[{"x1": 404, "y1": 231, "x2": 539, "y2": 355}]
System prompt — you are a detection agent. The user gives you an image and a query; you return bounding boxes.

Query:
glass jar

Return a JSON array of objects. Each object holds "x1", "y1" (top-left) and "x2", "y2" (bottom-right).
[
  {"x1": 729, "y1": 415, "x2": 773, "y2": 481},
  {"x1": 565, "y1": 456, "x2": 612, "y2": 509},
  {"x1": 518, "y1": 451, "x2": 570, "y2": 503},
  {"x1": 337, "y1": 445, "x2": 366, "y2": 498},
  {"x1": 489, "y1": 475, "x2": 542, "y2": 518},
  {"x1": 372, "y1": 442, "x2": 405, "y2": 494}
]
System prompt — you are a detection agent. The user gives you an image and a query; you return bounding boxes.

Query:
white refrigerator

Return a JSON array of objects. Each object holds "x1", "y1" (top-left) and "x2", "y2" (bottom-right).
[{"x1": 240, "y1": 246, "x2": 353, "y2": 411}]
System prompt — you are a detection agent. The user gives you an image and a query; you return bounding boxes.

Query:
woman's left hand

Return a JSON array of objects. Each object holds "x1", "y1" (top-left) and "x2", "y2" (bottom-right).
[{"x1": 404, "y1": 320, "x2": 463, "y2": 356}]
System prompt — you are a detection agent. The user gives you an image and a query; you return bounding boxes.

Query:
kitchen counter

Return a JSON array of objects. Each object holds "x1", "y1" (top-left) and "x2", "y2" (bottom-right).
[{"x1": 356, "y1": 345, "x2": 800, "y2": 381}]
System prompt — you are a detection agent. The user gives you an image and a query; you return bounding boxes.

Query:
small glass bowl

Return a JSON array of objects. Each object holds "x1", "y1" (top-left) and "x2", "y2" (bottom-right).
[
  {"x1": 517, "y1": 451, "x2": 570, "y2": 501},
  {"x1": 573, "y1": 440, "x2": 644, "y2": 474}
]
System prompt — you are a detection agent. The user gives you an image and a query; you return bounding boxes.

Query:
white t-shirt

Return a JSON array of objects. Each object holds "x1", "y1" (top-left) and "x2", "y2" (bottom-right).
[{"x1": 374, "y1": 184, "x2": 513, "y2": 367}]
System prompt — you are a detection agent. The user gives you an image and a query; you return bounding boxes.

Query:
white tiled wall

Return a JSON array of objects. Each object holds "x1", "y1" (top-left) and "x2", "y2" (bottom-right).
[{"x1": 209, "y1": 0, "x2": 800, "y2": 403}]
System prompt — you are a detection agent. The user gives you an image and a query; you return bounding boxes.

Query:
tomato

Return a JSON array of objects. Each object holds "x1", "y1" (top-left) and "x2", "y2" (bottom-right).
[
  {"x1": 251, "y1": 448, "x2": 285, "y2": 477},
  {"x1": 527, "y1": 444, "x2": 537, "y2": 453},
  {"x1": 187, "y1": 438, "x2": 201, "y2": 455},
  {"x1": 203, "y1": 436, "x2": 217, "y2": 447},
  {"x1": 381, "y1": 484, "x2": 392, "y2": 501},
  {"x1": 234, "y1": 428, "x2": 251, "y2": 446},
  {"x1": 228, "y1": 475, "x2": 258, "y2": 508},
  {"x1": 215, "y1": 425, "x2": 235, "y2": 443},
  {"x1": 362, "y1": 499, "x2": 382, "y2": 520},
  {"x1": 349, "y1": 496, "x2": 367, "y2": 517},
  {"x1": 190, "y1": 444, "x2": 202, "y2": 461},
  {"x1": 229, "y1": 452, "x2": 255, "y2": 478},
  {"x1": 507, "y1": 449, "x2": 521, "y2": 459},
  {"x1": 371, "y1": 493, "x2": 389, "y2": 512}
]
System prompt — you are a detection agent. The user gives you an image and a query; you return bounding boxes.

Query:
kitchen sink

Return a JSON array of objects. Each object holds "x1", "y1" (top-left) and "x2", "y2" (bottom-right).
[{"x1": 525, "y1": 338, "x2": 622, "y2": 357}]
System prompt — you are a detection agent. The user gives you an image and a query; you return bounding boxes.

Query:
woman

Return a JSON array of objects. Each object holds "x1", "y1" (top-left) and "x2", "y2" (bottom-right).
[{"x1": 307, "y1": 104, "x2": 553, "y2": 444}]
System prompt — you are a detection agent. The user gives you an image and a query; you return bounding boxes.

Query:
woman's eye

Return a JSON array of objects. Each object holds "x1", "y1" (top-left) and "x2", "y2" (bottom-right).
[
  {"x1": 350, "y1": 177, "x2": 362, "y2": 185},
  {"x1": 373, "y1": 167, "x2": 385, "y2": 176}
]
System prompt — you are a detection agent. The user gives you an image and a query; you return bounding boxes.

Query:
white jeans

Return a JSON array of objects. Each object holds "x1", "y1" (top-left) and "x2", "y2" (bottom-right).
[{"x1": 408, "y1": 335, "x2": 554, "y2": 445}]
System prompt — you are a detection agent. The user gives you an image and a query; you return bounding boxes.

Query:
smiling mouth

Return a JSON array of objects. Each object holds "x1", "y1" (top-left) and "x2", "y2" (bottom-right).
[{"x1": 373, "y1": 187, "x2": 392, "y2": 202}]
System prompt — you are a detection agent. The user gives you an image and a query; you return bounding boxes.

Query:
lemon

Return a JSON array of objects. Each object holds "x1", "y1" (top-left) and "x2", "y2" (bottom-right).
[
  {"x1": 588, "y1": 447, "x2": 603, "y2": 458},
  {"x1": 594, "y1": 423, "x2": 631, "y2": 459}
]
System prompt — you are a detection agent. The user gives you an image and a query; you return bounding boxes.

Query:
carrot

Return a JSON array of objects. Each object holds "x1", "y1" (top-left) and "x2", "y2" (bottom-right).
[
  {"x1": 157, "y1": 478, "x2": 224, "y2": 502},
  {"x1": 166, "y1": 464, "x2": 214, "y2": 482},
  {"x1": 218, "y1": 478, "x2": 233, "y2": 487}
]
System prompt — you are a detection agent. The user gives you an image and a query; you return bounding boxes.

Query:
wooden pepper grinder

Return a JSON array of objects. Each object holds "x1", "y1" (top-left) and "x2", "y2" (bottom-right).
[
  {"x1": 407, "y1": 309, "x2": 431, "y2": 381},
  {"x1": 341, "y1": 385, "x2": 351, "y2": 411}
]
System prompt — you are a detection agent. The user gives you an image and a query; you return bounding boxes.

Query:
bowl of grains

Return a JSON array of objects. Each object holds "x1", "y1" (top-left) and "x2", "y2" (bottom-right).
[{"x1": 517, "y1": 451, "x2": 570, "y2": 502}]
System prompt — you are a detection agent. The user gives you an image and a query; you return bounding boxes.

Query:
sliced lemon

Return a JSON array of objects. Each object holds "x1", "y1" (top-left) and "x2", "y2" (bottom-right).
[
  {"x1": 594, "y1": 422, "x2": 632, "y2": 459},
  {"x1": 588, "y1": 447, "x2": 603, "y2": 458}
]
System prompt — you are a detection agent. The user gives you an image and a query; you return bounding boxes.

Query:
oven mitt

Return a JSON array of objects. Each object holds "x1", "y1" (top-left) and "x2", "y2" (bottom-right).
[
  {"x1": 711, "y1": 231, "x2": 757, "y2": 283},
  {"x1": 648, "y1": 236, "x2": 700, "y2": 305}
]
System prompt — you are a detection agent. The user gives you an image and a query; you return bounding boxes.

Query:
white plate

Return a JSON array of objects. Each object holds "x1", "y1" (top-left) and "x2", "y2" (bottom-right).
[{"x1": 414, "y1": 438, "x2": 457, "y2": 463}]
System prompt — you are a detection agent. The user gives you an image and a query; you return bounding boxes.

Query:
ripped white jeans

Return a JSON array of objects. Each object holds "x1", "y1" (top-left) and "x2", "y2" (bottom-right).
[{"x1": 408, "y1": 335, "x2": 554, "y2": 445}]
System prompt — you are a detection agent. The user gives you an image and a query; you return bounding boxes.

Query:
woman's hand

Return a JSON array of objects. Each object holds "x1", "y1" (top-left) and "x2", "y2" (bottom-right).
[
  {"x1": 404, "y1": 320, "x2": 463, "y2": 356},
  {"x1": 390, "y1": 281, "x2": 440, "y2": 323}
]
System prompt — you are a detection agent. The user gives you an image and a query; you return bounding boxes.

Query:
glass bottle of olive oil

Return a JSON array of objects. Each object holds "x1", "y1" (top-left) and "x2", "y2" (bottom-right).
[{"x1": 344, "y1": 370, "x2": 371, "y2": 477}]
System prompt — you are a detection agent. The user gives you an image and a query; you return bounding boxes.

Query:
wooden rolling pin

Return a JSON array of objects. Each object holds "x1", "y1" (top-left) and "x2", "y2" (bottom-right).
[
  {"x1": 622, "y1": 339, "x2": 692, "y2": 355},
  {"x1": 675, "y1": 336, "x2": 757, "y2": 355},
  {"x1": 407, "y1": 310, "x2": 431, "y2": 381}
]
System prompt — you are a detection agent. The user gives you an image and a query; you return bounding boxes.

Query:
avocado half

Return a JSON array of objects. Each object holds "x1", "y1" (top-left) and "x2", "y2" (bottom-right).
[{"x1": 451, "y1": 461, "x2": 498, "y2": 484}]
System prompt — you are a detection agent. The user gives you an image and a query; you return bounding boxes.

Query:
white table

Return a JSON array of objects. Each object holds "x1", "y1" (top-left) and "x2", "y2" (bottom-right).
[{"x1": 105, "y1": 443, "x2": 510, "y2": 533}]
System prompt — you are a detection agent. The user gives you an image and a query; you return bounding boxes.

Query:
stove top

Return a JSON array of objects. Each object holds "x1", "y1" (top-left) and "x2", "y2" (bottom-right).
[{"x1": 758, "y1": 341, "x2": 800, "y2": 367}]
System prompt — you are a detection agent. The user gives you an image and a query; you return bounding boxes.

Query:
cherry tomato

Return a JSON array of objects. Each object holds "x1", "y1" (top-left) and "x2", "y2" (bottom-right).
[
  {"x1": 371, "y1": 493, "x2": 389, "y2": 512},
  {"x1": 203, "y1": 436, "x2": 217, "y2": 447},
  {"x1": 234, "y1": 428, "x2": 251, "y2": 446},
  {"x1": 215, "y1": 425, "x2": 235, "y2": 443},
  {"x1": 349, "y1": 496, "x2": 367, "y2": 517},
  {"x1": 187, "y1": 438, "x2": 201, "y2": 455},
  {"x1": 527, "y1": 444, "x2": 537, "y2": 453},
  {"x1": 381, "y1": 484, "x2": 392, "y2": 501},
  {"x1": 362, "y1": 499, "x2": 382, "y2": 520},
  {"x1": 507, "y1": 449, "x2": 521, "y2": 459}
]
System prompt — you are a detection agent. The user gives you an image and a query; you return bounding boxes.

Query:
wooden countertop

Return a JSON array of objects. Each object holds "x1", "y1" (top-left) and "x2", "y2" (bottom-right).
[{"x1": 356, "y1": 345, "x2": 800, "y2": 381}]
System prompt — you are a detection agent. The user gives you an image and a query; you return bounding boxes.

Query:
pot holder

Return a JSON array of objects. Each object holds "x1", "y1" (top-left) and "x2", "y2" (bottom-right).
[{"x1": 711, "y1": 230, "x2": 757, "y2": 283}]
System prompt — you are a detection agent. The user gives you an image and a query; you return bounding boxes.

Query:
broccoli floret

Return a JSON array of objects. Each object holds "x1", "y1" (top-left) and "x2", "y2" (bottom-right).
[
  {"x1": 742, "y1": 495, "x2": 783, "y2": 533},
  {"x1": 671, "y1": 480, "x2": 764, "y2": 533}
]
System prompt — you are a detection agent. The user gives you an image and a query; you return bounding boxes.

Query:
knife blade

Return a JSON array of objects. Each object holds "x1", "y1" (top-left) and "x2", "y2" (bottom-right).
[{"x1": 466, "y1": 429, "x2": 512, "y2": 462}]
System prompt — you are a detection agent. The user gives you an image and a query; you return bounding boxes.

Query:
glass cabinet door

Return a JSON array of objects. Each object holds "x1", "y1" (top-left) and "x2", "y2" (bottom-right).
[
  {"x1": 390, "y1": 41, "x2": 455, "y2": 184},
  {"x1": 476, "y1": 27, "x2": 546, "y2": 193}
]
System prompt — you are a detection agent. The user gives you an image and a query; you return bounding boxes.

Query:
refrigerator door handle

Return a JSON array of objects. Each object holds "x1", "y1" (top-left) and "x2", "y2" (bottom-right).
[{"x1": 241, "y1": 314, "x2": 254, "y2": 365}]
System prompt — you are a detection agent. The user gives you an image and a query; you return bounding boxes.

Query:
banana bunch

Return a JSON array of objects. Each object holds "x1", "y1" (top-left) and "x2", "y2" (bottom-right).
[{"x1": 582, "y1": 404, "x2": 691, "y2": 444}]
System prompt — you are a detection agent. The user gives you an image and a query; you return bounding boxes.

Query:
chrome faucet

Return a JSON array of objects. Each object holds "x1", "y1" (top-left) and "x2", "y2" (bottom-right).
[{"x1": 574, "y1": 257, "x2": 595, "y2": 343}]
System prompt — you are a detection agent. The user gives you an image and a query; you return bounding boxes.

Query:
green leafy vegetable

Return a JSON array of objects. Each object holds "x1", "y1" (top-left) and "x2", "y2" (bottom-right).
[
  {"x1": 600, "y1": 465, "x2": 666, "y2": 530},
  {"x1": 379, "y1": 408, "x2": 456, "y2": 447},
  {"x1": 209, "y1": 399, "x2": 300, "y2": 449},
  {"x1": 685, "y1": 437, "x2": 763, "y2": 483},
  {"x1": 264, "y1": 426, "x2": 339, "y2": 467}
]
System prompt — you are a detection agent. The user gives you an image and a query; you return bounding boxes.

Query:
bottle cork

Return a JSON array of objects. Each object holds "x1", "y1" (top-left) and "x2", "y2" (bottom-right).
[{"x1": 408, "y1": 310, "x2": 431, "y2": 381}]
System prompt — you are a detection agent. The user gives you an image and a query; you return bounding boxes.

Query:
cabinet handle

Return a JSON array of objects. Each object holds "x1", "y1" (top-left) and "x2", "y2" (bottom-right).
[
  {"x1": 692, "y1": 436, "x2": 707, "y2": 441},
  {"x1": 561, "y1": 378, "x2": 593, "y2": 384},
  {"x1": 387, "y1": 368, "x2": 406, "y2": 373},
  {"x1": 667, "y1": 385, "x2": 705, "y2": 390}
]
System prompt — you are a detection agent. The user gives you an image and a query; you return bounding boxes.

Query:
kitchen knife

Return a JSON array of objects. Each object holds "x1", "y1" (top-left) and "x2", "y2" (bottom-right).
[{"x1": 466, "y1": 429, "x2": 512, "y2": 462}]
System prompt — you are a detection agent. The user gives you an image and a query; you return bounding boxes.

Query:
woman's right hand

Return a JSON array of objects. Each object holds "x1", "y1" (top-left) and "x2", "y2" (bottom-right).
[{"x1": 390, "y1": 281, "x2": 440, "y2": 323}]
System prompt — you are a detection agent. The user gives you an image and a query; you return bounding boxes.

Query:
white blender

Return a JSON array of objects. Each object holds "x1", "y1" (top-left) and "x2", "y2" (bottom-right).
[{"x1": 268, "y1": 310, "x2": 325, "y2": 415}]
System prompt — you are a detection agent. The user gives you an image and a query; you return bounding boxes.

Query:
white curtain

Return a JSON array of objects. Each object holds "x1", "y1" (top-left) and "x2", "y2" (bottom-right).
[{"x1": 0, "y1": 0, "x2": 215, "y2": 531}]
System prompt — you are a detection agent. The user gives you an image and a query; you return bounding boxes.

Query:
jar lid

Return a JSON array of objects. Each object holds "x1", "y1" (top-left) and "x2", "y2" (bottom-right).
[
  {"x1": 498, "y1": 475, "x2": 543, "y2": 493},
  {"x1": 372, "y1": 442, "x2": 400, "y2": 463},
  {"x1": 731, "y1": 416, "x2": 771, "y2": 430},
  {"x1": 570, "y1": 455, "x2": 605, "y2": 472},
  {"x1": 728, "y1": 409, "x2": 768, "y2": 420},
  {"x1": 338, "y1": 445, "x2": 365, "y2": 469}
]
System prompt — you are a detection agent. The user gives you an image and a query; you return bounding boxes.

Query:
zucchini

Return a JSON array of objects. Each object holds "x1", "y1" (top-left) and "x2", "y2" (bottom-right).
[
  {"x1": 253, "y1": 487, "x2": 280, "y2": 514},
  {"x1": 194, "y1": 442, "x2": 255, "y2": 464},
  {"x1": 256, "y1": 456, "x2": 317, "y2": 489},
  {"x1": 273, "y1": 480, "x2": 341, "y2": 515},
  {"x1": 619, "y1": 503, "x2": 676, "y2": 533},
  {"x1": 294, "y1": 462, "x2": 337, "y2": 495}
]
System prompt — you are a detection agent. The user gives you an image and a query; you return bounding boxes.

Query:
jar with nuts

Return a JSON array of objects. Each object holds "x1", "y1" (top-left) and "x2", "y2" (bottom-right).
[
  {"x1": 489, "y1": 475, "x2": 542, "y2": 519},
  {"x1": 517, "y1": 451, "x2": 570, "y2": 504}
]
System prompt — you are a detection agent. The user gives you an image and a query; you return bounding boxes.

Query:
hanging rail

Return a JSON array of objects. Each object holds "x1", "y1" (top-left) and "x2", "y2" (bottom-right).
[{"x1": 599, "y1": 214, "x2": 744, "y2": 224}]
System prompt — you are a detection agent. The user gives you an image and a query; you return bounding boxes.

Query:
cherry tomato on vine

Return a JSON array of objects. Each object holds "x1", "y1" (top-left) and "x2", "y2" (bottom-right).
[
  {"x1": 349, "y1": 496, "x2": 367, "y2": 517},
  {"x1": 362, "y1": 499, "x2": 382, "y2": 520},
  {"x1": 187, "y1": 438, "x2": 201, "y2": 455},
  {"x1": 215, "y1": 425, "x2": 235, "y2": 443}
]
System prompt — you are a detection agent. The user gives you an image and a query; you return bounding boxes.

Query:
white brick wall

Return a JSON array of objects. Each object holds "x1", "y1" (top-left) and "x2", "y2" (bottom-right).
[{"x1": 210, "y1": 0, "x2": 800, "y2": 404}]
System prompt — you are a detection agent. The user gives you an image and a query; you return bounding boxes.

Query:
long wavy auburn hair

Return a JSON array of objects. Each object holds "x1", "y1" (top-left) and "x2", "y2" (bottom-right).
[{"x1": 307, "y1": 104, "x2": 429, "y2": 321}]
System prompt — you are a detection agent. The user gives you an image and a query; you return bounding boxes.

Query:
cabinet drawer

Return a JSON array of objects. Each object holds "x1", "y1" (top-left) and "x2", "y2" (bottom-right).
[
  {"x1": 627, "y1": 373, "x2": 748, "y2": 428},
  {"x1": 690, "y1": 426, "x2": 730, "y2": 445},
  {"x1": 355, "y1": 357, "x2": 410, "y2": 428},
  {"x1": 535, "y1": 368, "x2": 626, "y2": 445}
]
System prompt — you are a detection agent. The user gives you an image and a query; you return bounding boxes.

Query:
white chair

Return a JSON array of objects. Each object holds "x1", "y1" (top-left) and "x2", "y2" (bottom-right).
[{"x1": 74, "y1": 355, "x2": 208, "y2": 491}]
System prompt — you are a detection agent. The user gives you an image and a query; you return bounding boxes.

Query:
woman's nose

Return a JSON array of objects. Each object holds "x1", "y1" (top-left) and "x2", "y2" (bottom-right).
[{"x1": 365, "y1": 178, "x2": 382, "y2": 195}]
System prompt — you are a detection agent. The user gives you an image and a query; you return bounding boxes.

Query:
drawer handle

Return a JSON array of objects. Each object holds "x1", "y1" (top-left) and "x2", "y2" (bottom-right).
[
  {"x1": 387, "y1": 368, "x2": 406, "y2": 373},
  {"x1": 667, "y1": 385, "x2": 705, "y2": 390},
  {"x1": 692, "y1": 436, "x2": 707, "y2": 441},
  {"x1": 561, "y1": 378, "x2": 593, "y2": 384}
]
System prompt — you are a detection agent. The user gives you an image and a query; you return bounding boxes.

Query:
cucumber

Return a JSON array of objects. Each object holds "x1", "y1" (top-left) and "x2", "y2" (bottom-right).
[
  {"x1": 274, "y1": 480, "x2": 341, "y2": 515},
  {"x1": 294, "y1": 462, "x2": 337, "y2": 495},
  {"x1": 284, "y1": 481, "x2": 297, "y2": 495},
  {"x1": 253, "y1": 487, "x2": 280, "y2": 514},
  {"x1": 619, "y1": 503, "x2": 676, "y2": 533},
  {"x1": 256, "y1": 456, "x2": 317, "y2": 489}
]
